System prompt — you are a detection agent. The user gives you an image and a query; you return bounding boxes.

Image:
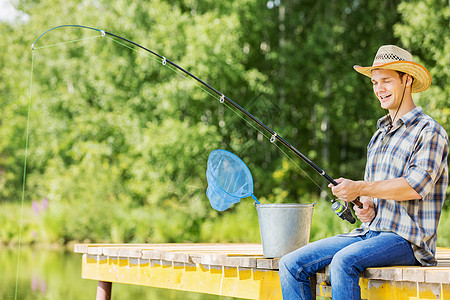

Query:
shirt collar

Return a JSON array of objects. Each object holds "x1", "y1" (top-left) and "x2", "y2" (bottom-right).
[{"x1": 377, "y1": 106, "x2": 424, "y2": 130}]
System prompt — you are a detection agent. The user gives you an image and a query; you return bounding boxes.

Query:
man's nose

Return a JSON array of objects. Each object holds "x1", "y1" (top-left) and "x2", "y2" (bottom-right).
[{"x1": 375, "y1": 83, "x2": 386, "y2": 92}]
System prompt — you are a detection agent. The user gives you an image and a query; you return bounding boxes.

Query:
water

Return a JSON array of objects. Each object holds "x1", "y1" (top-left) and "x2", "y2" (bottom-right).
[{"x1": 0, "y1": 247, "x2": 236, "y2": 300}]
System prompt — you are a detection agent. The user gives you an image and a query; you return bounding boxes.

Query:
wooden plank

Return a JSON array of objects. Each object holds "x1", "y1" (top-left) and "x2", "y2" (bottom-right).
[
  {"x1": 101, "y1": 247, "x2": 144, "y2": 258},
  {"x1": 187, "y1": 252, "x2": 276, "y2": 269},
  {"x1": 131, "y1": 245, "x2": 268, "y2": 268},
  {"x1": 75, "y1": 244, "x2": 450, "y2": 283},
  {"x1": 76, "y1": 243, "x2": 258, "y2": 254},
  {"x1": 75, "y1": 244, "x2": 450, "y2": 299},
  {"x1": 316, "y1": 273, "x2": 330, "y2": 285},
  {"x1": 74, "y1": 244, "x2": 89, "y2": 253},
  {"x1": 81, "y1": 253, "x2": 283, "y2": 300},
  {"x1": 79, "y1": 243, "x2": 263, "y2": 262},
  {"x1": 166, "y1": 248, "x2": 263, "y2": 254},
  {"x1": 82, "y1": 243, "x2": 261, "y2": 251},
  {"x1": 87, "y1": 247, "x2": 103, "y2": 255},
  {"x1": 257, "y1": 258, "x2": 279, "y2": 270},
  {"x1": 139, "y1": 243, "x2": 261, "y2": 251},
  {"x1": 316, "y1": 283, "x2": 332, "y2": 297},
  {"x1": 162, "y1": 251, "x2": 191, "y2": 264},
  {"x1": 187, "y1": 253, "x2": 250, "y2": 268},
  {"x1": 238, "y1": 256, "x2": 259, "y2": 268},
  {"x1": 425, "y1": 268, "x2": 450, "y2": 284},
  {"x1": 190, "y1": 253, "x2": 226, "y2": 266},
  {"x1": 76, "y1": 244, "x2": 448, "y2": 255},
  {"x1": 363, "y1": 267, "x2": 404, "y2": 281},
  {"x1": 402, "y1": 267, "x2": 425, "y2": 283}
]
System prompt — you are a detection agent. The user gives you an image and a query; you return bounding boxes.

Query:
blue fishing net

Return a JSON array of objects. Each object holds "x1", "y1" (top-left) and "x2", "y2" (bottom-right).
[{"x1": 206, "y1": 149, "x2": 259, "y2": 211}]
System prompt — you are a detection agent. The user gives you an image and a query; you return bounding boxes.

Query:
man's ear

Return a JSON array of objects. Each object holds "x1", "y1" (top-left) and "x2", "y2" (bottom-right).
[{"x1": 405, "y1": 74, "x2": 414, "y2": 87}]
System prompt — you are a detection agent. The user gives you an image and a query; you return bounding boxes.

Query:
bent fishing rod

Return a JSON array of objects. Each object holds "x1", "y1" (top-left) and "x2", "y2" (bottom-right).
[{"x1": 32, "y1": 25, "x2": 362, "y2": 222}]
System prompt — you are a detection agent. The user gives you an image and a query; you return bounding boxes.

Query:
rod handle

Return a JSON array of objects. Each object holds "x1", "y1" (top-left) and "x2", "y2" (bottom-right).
[
  {"x1": 331, "y1": 180, "x2": 363, "y2": 209},
  {"x1": 352, "y1": 197, "x2": 363, "y2": 209}
]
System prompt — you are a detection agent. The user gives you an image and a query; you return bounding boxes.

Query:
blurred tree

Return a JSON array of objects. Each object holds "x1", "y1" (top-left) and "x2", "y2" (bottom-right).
[
  {"x1": 0, "y1": 0, "x2": 448, "y2": 244},
  {"x1": 394, "y1": 0, "x2": 450, "y2": 207},
  {"x1": 233, "y1": 0, "x2": 403, "y2": 201},
  {"x1": 395, "y1": 0, "x2": 449, "y2": 129},
  {"x1": 0, "y1": 0, "x2": 271, "y2": 242}
]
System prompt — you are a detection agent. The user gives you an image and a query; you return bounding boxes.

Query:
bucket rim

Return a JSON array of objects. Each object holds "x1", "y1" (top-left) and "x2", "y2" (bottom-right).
[{"x1": 255, "y1": 203, "x2": 316, "y2": 208}]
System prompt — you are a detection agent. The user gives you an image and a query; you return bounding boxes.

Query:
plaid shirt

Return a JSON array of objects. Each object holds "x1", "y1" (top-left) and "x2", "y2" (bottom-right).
[{"x1": 347, "y1": 106, "x2": 448, "y2": 266}]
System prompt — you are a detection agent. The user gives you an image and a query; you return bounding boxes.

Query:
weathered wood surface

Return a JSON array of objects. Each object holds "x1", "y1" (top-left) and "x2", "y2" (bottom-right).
[
  {"x1": 75, "y1": 243, "x2": 450, "y2": 283},
  {"x1": 314, "y1": 247, "x2": 450, "y2": 298},
  {"x1": 76, "y1": 243, "x2": 282, "y2": 300},
  {"x1": 74, "y1": 243, "x2": 277, "y2": 269},
  {"x1": 315, "y1": 247, "x2": 450, "y2": 285},
  {"x1": 75, "y1": 244, "x2": 450, "y2": 299}
]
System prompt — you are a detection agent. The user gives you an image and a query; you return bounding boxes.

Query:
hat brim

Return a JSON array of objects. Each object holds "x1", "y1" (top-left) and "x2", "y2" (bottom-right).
[{"x1": 353, "y1": 61, "x2": 431, "y2": 93}]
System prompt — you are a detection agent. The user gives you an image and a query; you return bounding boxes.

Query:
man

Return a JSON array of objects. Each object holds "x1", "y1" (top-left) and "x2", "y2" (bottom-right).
[{"x1": 278, "y1": 45, "x2": 448, "y2": 300}]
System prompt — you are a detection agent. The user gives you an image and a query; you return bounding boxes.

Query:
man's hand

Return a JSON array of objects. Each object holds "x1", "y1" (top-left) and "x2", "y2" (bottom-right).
[
  {"x1": 354, "y1": 196, "x2": 375, "y2": 223},
  {"x1": 328, "y1": 177, "x2": 361, "y2": 202}
]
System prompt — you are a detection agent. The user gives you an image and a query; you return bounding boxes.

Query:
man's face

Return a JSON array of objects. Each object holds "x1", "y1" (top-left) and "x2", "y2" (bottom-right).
[{"x1": 371, "y1": 69, "x2": 407, "y2": 111}]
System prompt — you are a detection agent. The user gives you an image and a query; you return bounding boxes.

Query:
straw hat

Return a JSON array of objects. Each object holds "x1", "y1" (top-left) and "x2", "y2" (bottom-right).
[{"x1": 353, "y1": 45, "x2": 431, "y2": 93}]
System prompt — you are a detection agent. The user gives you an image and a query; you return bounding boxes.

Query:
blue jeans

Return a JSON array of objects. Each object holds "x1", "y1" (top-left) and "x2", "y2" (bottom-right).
[{"x1": 278, "y1": 231, "x2": 418, "y2": 300}]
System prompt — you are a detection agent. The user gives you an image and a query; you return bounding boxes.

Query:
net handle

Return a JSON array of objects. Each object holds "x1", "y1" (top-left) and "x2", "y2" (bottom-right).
[{"x1": 251, "y1": 194, "x2": 260, "y2": 204}]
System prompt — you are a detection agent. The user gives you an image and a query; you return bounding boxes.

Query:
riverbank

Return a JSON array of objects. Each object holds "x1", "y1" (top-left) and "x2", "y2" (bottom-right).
[
  {"x1": 1, "y1": 246, "x2": 229, "y2": 299},
  {"x1": 2, "y1": 199, "x2": 450, "y2": 248},
  {"x1": 0, "y1": 240, "x2": 84, "y2": 252}
]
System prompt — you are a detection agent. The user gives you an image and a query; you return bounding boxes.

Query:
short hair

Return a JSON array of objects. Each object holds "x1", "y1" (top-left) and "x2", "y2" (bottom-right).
[{"x1": 396, "y1": 71, "x2": 414, "y2": 85}]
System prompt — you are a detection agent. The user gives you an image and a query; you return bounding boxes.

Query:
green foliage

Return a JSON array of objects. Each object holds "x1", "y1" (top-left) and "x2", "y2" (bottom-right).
[
  {"x1": 394, "y1": 0, "x2": 450, "y2": 129},
  {"x1": 394, "y1": 0, "x2": 450, "y2": 211},
  {"x1": 437, "y1": 208, "x2": 450, "y2": 247},
  {"x1": 0, "y1": 0, "x2": 449, "y2": 246},
  {"x1": 199, "y1": 201, "x2": 261, "y2": 243},
  {"x1": 3, "y1": 198, "x2": 450, "y2": 247},
  {"x1": 309, "y1": 199, "x2": 360, "y2": 241}
]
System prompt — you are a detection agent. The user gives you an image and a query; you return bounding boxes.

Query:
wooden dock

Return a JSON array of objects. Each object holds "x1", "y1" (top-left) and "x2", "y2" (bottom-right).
[{"x1": 74, "y1": 243, "x2": 450, "y2": 299}]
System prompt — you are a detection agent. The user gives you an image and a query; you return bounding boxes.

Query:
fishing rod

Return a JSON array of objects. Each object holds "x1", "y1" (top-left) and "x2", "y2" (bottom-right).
[{"x1": 32, "y1": 25, "x2": 362, "y2": 222}]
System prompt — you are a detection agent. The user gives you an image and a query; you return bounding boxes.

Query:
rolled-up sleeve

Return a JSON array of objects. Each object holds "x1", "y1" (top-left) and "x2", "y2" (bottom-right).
[{"x1": 404, "y1": 129, "x2": 449, "y2": 198}]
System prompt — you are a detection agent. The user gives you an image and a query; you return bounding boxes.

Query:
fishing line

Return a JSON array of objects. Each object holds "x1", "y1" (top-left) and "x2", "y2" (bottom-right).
[
  {"x1": 23, "y1": 26, "x2": 357, "y2": 253},
  {"x1": 15, "y1": 50, "x2": 35, "y2": 300},
  {"x1": 107, "y1": 36, "x2": 320, "y2": 183},
  {"x1": 32, "y1": 34, "x2": 103, "y2": 50},
  {"x1": 220, "y1": 100, "x2": 331, "y2": 198},
  {"x1": 387, "y1": 74, "x2": 409, "y2": 132},
  {"x1": 28, "y1": 24, "x2": 351, "y2": 204},
  {"x1": 105, "y1": 33, "x2": 333, "y2": 194},
  {"x1": 106, "y1": 35, "x2": 221, "y2": 101},
  {"x1": 16, "y1": 28, "x2": 357, "y2": 294},
  {"x1": 14, "y1": 31, "x2": 118, "y2": 300}
]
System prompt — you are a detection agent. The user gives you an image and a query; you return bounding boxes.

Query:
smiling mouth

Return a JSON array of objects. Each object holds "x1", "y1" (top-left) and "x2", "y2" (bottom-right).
[{"x1": 380, "y1": 94, "x2": 392, "y2": 100}]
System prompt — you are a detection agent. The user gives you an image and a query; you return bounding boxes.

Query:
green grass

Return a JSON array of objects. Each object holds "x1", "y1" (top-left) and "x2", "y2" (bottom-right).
[{"x1": 1, "y1": 197, "x2": 449, "y2": 247}]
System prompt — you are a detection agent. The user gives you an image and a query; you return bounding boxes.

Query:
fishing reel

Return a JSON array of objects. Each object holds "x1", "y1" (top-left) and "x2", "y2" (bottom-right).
[{"x1": 331, "y1": 199, "x2": 356, "y2": 224}]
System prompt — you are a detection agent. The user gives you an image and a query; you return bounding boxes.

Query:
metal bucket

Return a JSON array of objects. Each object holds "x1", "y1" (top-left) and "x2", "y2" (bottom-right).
[{"x1": 256, "y1": 203, "x2": 315, "y2": 258}]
